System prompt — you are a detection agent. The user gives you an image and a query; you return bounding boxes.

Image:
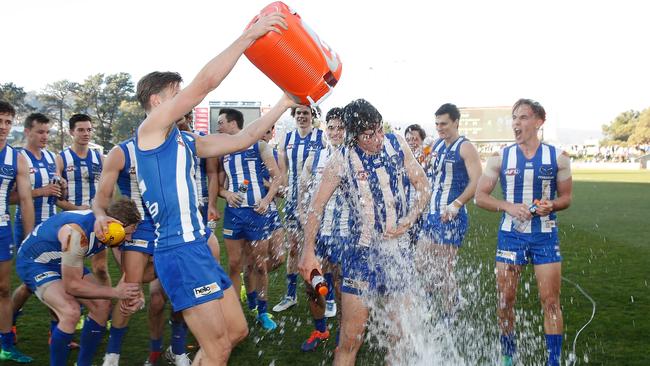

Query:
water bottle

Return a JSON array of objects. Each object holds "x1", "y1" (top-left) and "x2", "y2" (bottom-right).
[
  {"x1": 310, "y1": 269, "x2": 328, "y2": 296},
  {"x1": 237, "y1": 179, "x2": 250, "y2": 200},
  {"x1": 511, "y1": 200, "x2": 540, "y2": 232},
  {"x1": 48, "y1": 175, "x2": 63, "y2": 205},
  {"x1": 207, "y1": 214, "x2": 218, "y2": 230}
]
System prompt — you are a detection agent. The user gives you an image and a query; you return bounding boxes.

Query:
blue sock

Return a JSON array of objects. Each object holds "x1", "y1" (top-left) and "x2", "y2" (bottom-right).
[
  {"x1": 314, "y1": 318, "x2": 327, "y2": 333},
  {"x1": 324, "y1": 273, "x2": 334, "y2": 301},
  {"x1": 106, "y1": 326, "x2": 128, "y2": 354},
  {"x1": 247, "y1": 291, "x2": 258, "y2": 311},
  {"x1": 500, "y1": 333, "x2": 516, "y2": 357},
  {"x1": 1, "y1": 331, "x2": 15, "y2": 350},
  {"x1": 150, "y1": 337, "x2": 163, "y2": 352},
  {"x1": 50, "y1": 327, "x2": 74, "y2": 366},
  {"x1": 170, "y1": 321, "x2": 187, "y2": 355},
  {"x1": 256, "y1": 299, "x2": 268, "y2": 314},
  {"x1": 77, "y1": 317, "x2": 106, "y2": 366},
  {"x1": 545, "y1": 334, "x2": 562, "y2": 366},
  {"x1": 287, "y1": 273, "x2": 298, "y2": 298}
]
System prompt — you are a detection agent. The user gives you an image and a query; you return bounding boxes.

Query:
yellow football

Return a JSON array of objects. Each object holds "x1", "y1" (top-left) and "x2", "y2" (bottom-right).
[{"x1": 104, "y1": 222, "x2": 126, "y2": 247}]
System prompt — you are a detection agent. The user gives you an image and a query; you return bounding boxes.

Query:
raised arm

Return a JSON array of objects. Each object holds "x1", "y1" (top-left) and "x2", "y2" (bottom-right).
[
  {"x1": 194, "y1": 94, "x2": 295, "y2": 158},
  {"x1": 137, "y1": 13, "x2": 288, "y2": 150}
]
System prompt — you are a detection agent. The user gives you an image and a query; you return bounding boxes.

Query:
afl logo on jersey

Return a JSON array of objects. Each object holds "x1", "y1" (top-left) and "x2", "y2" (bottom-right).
[
  {"x1": 504, "y1": 168, "x2": 519, "y2": 176},
  {"x1": 66, "y1": 166, "x2": 75, "y2": 172},
  {"x1": 129, "y1": 167, "x2": 136, "y2": 175},
  {"x1": 286, "y1": 143, "x2": 294, "y2": 150},
  {"x1": 29, "y1": 167, "x2": 37, "y2": 175},
  {"x1": 356, "y1": 170, "x2": 369, "y2": 180}
]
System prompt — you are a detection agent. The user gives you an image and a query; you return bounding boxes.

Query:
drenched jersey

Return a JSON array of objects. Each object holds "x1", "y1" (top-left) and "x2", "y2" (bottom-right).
[
  {"x1": 426, "y1": 137, "x2": 470, "y2": 215},
  {"x1": 117, "y1": 138, "x2": 155, "y2": 231},
  {"x1": 499, "y1": 143, "x2": 560, "y2": 233},
  {"x1": 135, "y1": 127, "x2": 205, "y2": 248},
  {"x1": 221, "y1": 142, "x2": 268, "y2": 208},
  {"x1": 16, "y1": 148, "x2": 57, "y2": 226},
  {"x1": 310, "y1": 146, "x2": 351, "y2": 237},
  {"x1": 284, "y1": 129, "x2": 324, "y2": 207},
  {"x1": 60, "y1": 148, "x2": 103, "y2": 207},
  {"x1": 18, "y1": 210, "x2": 105, "y2": 265},
  {"x1": 0, "y1": 145, "x2": 18, "y2": 227},
  {"x1": 345, "y1": 134, "x2": 409, "y2": 246}
]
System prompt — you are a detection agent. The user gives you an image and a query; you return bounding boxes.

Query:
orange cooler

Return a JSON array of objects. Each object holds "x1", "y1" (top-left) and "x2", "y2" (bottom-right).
[{"x1": 245, "y1": 2, "x2": 342, "y2": 106}]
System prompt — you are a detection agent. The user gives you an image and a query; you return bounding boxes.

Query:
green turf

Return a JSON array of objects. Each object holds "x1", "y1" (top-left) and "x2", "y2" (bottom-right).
[{"x1": 6, "y1": 169, "x2": 650, "y2": 365}]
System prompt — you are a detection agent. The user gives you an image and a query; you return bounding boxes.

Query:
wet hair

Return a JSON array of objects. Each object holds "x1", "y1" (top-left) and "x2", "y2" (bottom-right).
[
  {"x1": 325, "y1": 107, "x2": 343, "y2": 122},
  {"x1": 218, "y1": 108, "x2": 244, "y2": 129},
  {"x1": 512, "y1": 98, "x2": 546, "y2": 121},
  {"x1": 0, "y1": 101, "x2": 16, "y2": 117},
  {"x1": 136, "y1": 71, "x2": 183, "y2": 111},
  {"x1": 405, "y1": 124, "x2": 426, "y2": 141},
  {"x1": 435, "y1": 103, "x2": 461, "y2": 122},
  {"x1": 24, "y1": 113, "x2": 50, "y2": 129},
  {"x1": 290, "y1": 105, "x2": 320, "y2": 118},
  {"x1": 106, "y1": 197, "x2": 141, "y2": 228},
  {"x1": 342, "y1": 99, "x2": 382, "y2": 145},
  {"x1": 69, "y1": 113, "x2": 92, "y2": 130}
]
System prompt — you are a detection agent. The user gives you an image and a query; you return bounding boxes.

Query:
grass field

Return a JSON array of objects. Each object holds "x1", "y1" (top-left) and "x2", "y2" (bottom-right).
[{"x1": 6, "y1": 169, "x2": 650, "y2": 365}]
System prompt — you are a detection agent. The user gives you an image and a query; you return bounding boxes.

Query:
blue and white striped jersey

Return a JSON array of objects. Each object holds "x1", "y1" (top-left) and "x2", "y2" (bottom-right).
[
  {"x1": 499, "y1": 143, "x2": 560, "y2": 233},
  {"x1": 60, "y1": 148, "x2": 103, "y2": 207},
  {"x1": 221, "y1": 142, "x2": 268, "y2": 208},
  {"x1": 426, "y1": 137, "x2": 470, "y2": 215}
]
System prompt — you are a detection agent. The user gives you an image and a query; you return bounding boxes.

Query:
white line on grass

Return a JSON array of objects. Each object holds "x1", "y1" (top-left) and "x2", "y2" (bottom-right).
[{"x1": 562, "y1": 276, "x2": 596, "y2": 366}]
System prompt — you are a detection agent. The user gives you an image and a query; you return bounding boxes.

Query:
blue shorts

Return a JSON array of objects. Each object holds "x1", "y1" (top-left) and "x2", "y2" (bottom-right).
[
  {"x1": 341, "y1": 235, "x2": 413, "y2": 296},
  {"x1": 223, "y1": 206, "x2": 271, "y2": 241},
  {"x1": 153, "y1": 239, "x2": 232, "y2": 312},
  {"x1": 316, "y1": 235, "x2": 347, "y2": 265},
  {"x1": 267, "y1": 209, "x2": 283, "y2": 232},
  {"x1": 496, "y1": 230, "x2": 561, "y2": 266},
  {"x1": 13, "y1": 220, "x2": 26, "y2": 251},
  {"x1": 0, "y1": 225, "x2": 14, "y2": 261},
  {"x1": 16, "y1": 260, "x2": 90, "y2": 293},
  {"x1": 120, "y1": 227, "x2": 156, "y2": 255},
  {"x1": 420, "y1": 211, "x2": 468, "y2": 247}
]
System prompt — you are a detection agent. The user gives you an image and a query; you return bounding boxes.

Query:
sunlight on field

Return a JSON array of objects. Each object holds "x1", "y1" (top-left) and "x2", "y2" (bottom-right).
[{"x1": 573, "y1": 169, "x2": 650, "y2": 183}]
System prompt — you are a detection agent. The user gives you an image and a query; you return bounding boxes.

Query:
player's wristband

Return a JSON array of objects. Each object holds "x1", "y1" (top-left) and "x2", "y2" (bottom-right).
[{"x1": 453, "y1": 199, "x2": 463, "y2": 207}]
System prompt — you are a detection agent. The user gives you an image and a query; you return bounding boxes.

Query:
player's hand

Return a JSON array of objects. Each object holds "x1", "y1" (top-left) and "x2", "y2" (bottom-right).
[
  {"x1": 114, "y1": 282, "x2": 140, "y2": 300},
  {"x1": 208, "y1": 206, "x2": 221, "y2": 222},
  {"x1": 442, "y1": 203, "x2": 460, "y2": 222},
  {"x1": 298, "y1": 250, "x2": 321, "y2": 282},
  {"x1": 535, "y1": 199, "x2": 553, "y2": 216},
  {"x1": 254, "y1": 198, "x2": 270, "y2": 215},
  {"x1": 94, "y1": 215, "x2": 124, "y2": 242},
  {"x1": 281, "y1": 93, "x2": 301, "y2": 109},
  {"x1": 384, "y1": 217, "x2": 413, "y2": 239},
  {"x1": 245, "y1": 12, "x2": 288, "y2": 41},
  {"x1": 119, "y1": 291, "x2": 145, "y2": 315},
  {"x1": 39, "y1": 183, "x2": 62, "y2": 198},
  {"x1": 507, "y1": 203, "x2": 533, "y2": 221},
  {"x1": 224, "y1": 191, "x2": 243, "y2": 208}
]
